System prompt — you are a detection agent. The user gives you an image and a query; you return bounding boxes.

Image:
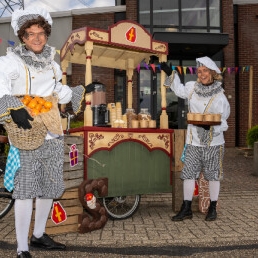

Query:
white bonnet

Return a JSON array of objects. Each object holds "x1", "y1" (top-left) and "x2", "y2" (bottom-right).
[
  {"x1": 11, "y1": 7, "x2": 52, "y2": 36},
  {"x1": 196, "y1": 56, "x2": 221, "y2": 74}
]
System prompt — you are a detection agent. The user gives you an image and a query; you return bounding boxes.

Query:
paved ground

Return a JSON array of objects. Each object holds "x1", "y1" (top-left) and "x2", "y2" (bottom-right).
[{"x1": 1, "y1": 147, "x2": 258, "y2": 257}]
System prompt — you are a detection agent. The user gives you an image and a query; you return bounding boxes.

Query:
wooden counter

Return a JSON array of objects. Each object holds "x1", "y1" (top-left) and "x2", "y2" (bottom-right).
[{"x1": 69, "y1": 126, "x2": 173, "y2": 197}]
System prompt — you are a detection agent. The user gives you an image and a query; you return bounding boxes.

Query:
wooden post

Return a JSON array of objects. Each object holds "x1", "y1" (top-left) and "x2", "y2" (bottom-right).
[
  {"x1": 159, "y1": 54, "x2": 168, "y2": 129},
  {"x1": 248, "y1": 65, "x2": 253, "y2": 130},
  {"x1": 126, "y1": 58, "x2": 134, "y2": 109},
  {"x1": 84, "y1": 41, "x2": 93, "y2": 126}
]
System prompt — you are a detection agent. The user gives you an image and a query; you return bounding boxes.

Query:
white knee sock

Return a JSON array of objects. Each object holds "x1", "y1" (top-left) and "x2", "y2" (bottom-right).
[
  {"x1": 183, "y1": 179, "x2": 195, "y2": 201},
  {"x1": 33, "y1": 198, "x2": 53, "y2": 238},
  {"x1": 15, "y1": 199, "x2": 33, "y2": 253},
  {"x1": 209, "y1": 181, "x2": 220, "y2": 201}
]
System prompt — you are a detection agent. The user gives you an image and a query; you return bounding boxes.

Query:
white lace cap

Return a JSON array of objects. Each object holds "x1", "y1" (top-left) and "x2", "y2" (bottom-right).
[
  {"x1": 196, "y1": 56, "x2": 221, "y2": 74},
  {"x1": 11, "y1": 7, "x2": 52, "y2": 36}
]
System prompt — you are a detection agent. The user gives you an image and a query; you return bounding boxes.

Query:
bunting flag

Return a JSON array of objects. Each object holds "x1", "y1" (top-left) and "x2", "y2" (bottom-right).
[
  {"x1": 135, "y1": 63, "x2": 251, "y2": 75},
  {"x1": 144, "y1": 62, "x2": 149, "y2": 70},
  {"x1": 150, "y1": 63, "x2": 155, "y2": 72},
  {"x1": 137, "y1": 63, "x2": 140, "y2": 73},
  {"x1": 7, "y1": 40, "x2": 15, "y2": 46},
  {"x1": 183, "y1": 66, "x2": 187, "y2": 75},
  {"x1": 177, "y1": 66, "x2": 182, "y2": 74}
]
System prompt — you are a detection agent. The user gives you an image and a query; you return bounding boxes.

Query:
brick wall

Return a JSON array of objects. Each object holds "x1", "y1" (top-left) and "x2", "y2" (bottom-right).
[
  {"x1": 126, "y1": 0, "x2": 138, "y2": 111},
  {"x1": 71, "y1": 13, "x2": 115, "y2": 104},
  {"x1": 237, "y1": 4, "x2": 258, "y2": 147},
  {"x1": 222, "y1": 0, "x2": 236, "y2": 147}
]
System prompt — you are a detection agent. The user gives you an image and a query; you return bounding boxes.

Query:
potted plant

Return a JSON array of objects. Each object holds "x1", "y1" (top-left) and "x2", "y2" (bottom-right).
[{"x1": 246, "y1": 125, "x2": 258, "y2": 148}]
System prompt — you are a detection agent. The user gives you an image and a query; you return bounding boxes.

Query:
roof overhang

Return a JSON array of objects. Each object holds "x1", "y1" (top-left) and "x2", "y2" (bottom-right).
[
  {"x1": 153, "y1": 32, "x2": 229, "y2": 59},
  {"x1": 61, "y1": 20, "x2": 168, "y2": 70}
]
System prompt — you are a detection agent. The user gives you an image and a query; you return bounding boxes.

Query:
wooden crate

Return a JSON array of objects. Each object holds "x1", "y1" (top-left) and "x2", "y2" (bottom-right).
[
  {"x1": 63, "y1": 135, "x2": 84, "y2": 190},
  {"x1": 30, "y1": 188, "x2": 83, "y2": 236}
]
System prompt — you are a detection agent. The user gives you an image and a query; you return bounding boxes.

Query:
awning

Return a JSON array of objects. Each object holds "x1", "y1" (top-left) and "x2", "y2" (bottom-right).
[{"x1": 153, "y1": 32, "x2": 229, "y2": 59}]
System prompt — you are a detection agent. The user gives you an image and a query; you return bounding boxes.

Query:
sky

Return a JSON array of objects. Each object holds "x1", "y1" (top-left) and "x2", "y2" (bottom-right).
[{"x1": 1, "y1": 0, "x2": 116, "y2": 17}]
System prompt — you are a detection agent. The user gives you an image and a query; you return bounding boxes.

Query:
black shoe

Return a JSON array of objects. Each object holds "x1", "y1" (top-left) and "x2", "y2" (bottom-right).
[
  {"x1": 17, "y1": 251, "x2": 32, "y2": 258},
  {"x1": 205, "y1": 201, "x2": 217, "y2": 221},
  {"x1": 30, "y1": 233, "x2": 66, "y2": 250},
  {"x1": 172, "y1": 200, "x2": 193, "y2": 221}
]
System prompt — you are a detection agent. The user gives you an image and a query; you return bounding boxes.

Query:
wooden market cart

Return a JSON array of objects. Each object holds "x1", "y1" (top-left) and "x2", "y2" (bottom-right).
[{"x1": 60, "y1": 20, "x2": 174, "y2": 219}]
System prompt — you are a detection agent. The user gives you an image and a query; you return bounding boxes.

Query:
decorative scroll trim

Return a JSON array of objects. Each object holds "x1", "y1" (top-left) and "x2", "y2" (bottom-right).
[
  {"x1": 138, "y1": 134, "x2": 153, "y2": 148},
  {"x1": 89, "y1": 133, "x2": 104, "y2": 150},
  {"x1": 157, "y1": 134, "x2": 170, "y2": 149},
  {"x1": 108, "y1": 133, "x2": 125, "y2": 146}
]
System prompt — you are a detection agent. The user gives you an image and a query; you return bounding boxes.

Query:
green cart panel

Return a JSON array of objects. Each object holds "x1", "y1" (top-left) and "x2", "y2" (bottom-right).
[{"x1": 87, "y1": 141, "x2": 172, "y2": 197}]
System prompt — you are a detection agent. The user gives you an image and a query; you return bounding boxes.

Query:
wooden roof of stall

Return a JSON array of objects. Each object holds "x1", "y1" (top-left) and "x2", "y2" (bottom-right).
[{"x1": 60, "y1": 20, "x2": 168, "y2": 69}]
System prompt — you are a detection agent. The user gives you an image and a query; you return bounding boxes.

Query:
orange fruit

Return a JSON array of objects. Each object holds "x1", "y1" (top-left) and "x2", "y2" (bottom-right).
[
  {"x1": 21, "y1": 98, "x2": 29, "y2": 105},
  {"x1": 35, "y1": 103, "x2": 42, "y2": 111},
  {"x1": 33, "y1": 96, "x2": 41, "y2": 103},
  {"x1": 41, "y1": 108, "x2": 50, "y2": 113},
  {"x1": 38, "y1": 98, "x2": 46, "y2": 105},
  {"x1": 28, "y1": 100, "x2": 37, "y2": 109},
  {"x1": 44, "y1": 101, "x2": 52, "y2": 109},
  {"x1": 24, "y1": 95, "x2": 32, "y2": 101},
  {"x1": 31, "y1": 108, "x2": 40, "y2": 116}
]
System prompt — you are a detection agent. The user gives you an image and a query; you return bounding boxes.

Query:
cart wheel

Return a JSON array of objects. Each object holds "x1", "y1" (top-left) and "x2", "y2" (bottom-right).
[{"x1": 102, "y1": 194, "x2": 141, "y2": 220}]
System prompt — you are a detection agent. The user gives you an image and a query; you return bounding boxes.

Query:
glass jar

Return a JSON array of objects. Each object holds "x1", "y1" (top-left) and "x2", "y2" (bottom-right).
[
  {"x1": 125, "y1": 108, "x2": 137, "y2": 128},
  {"x1": 138, "y1": 108, "x2": 151, "y2": 121},
  {"x1": 91, "y1": 83, "x2": 106, "y2": 106}
]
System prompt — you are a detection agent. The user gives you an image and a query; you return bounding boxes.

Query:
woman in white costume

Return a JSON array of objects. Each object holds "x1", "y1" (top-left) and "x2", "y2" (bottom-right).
[
  {"x1": 0, "y1": 7, "x2": 94, "y2": 258},
  {"x1": 161, "y1": 57, "x2": 230, "y2": 222}
]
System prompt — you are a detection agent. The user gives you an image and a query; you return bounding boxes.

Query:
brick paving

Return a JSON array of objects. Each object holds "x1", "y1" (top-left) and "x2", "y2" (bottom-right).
[{"x1": 1, "y1": 147, "x2": 258, "y2": 257}]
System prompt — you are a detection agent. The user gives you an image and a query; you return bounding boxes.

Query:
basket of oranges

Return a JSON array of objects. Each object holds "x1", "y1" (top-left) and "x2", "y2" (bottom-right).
[
  {"x1": 21, "y1": 95, "x2": 53, "y2": 116},
  {"x1": 4, "y1": 93, "x2": 63, "y2": 150}
]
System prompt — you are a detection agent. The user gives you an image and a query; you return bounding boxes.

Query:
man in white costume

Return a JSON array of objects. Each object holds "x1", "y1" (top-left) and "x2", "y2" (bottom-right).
[
  {"x1": 0, "y1": 7, "x2": 94, "y2": 258},
  {"x1": 161, "y1": 57, "x2": 230, "y2": 222}
]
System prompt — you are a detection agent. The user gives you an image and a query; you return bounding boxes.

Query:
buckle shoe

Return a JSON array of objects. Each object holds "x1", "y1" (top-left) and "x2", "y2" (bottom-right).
[
  {"x1": 17, "y1": 251, "x2": 32, "y2": 258},
  {"x1": 30, "y1": 233, "x2": 66, "y2": 250}
]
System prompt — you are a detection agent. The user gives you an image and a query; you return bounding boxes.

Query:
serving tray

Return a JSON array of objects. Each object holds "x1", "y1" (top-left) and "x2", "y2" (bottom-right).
[{"x1": 187, "y1": 120, "x2": 221, "y2": 126}]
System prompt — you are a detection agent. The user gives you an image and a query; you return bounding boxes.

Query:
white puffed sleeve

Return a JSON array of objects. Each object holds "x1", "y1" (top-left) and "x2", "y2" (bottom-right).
[
  {"x1": 165, "y1": 72, "x2": 195, "y2": 99},
  {"x1": 213, "y1": 94, "x2": 230, "y2": 133},
  {"x1": 0, "y1": 55, "x2": 20, "y2": 98}
]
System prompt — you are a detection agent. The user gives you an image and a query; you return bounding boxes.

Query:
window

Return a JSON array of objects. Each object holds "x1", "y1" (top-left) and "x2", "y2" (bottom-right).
[
  {"x1": 181, "y1": 0, "x2": 207, "y2": 27},
  {"x1": 139, "y1": 0, "x2": 221, "y2": 33}
]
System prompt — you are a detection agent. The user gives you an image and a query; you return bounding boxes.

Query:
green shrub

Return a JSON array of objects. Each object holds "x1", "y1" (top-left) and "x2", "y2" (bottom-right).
[
  {"x1": 70, "y1": 120, "x2": 84, "y2": 128},
  {"x1": 246, "y1": 125, "x2": 258, "y2": 148}
]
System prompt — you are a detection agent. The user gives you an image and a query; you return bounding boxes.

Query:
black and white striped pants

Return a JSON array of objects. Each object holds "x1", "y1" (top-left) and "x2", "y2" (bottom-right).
[{"x1": 181, "y1": 144, "x2": 224, "y2": 181}]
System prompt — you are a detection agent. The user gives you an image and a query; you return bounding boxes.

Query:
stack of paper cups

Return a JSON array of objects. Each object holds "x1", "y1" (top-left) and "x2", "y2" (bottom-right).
[
  {"x1": 109, "y1": 103, "x2": 116, "y2": 127},
  {"x1": 116, "y1": 102, "x2": 122, "y2": 120},
  {"x1": 122, "y1": 114, "x2": 127, "y2": 128}
]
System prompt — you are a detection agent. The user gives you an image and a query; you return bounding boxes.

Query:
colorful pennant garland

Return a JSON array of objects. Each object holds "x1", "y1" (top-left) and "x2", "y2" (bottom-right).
[
  {"x1": 0, "y1": 37, "x2": 250, "y2": 73},
  {"x1": 136, "y1": 62, "x2": 251, "y2": 75}
]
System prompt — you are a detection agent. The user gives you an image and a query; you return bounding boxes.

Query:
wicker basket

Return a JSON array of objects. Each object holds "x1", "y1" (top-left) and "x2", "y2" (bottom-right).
[{"x1": 4, "y1": 94, "x2": 62, "y2": 150}]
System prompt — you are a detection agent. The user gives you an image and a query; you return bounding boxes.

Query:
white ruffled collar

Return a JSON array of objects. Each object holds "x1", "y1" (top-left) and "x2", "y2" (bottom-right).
[
  {"x1": 194, "y1": 81, "x2": 224, "y2": 98},
  {"x1": 8, "y1": 44, "x2": 56, "y2": 72}
]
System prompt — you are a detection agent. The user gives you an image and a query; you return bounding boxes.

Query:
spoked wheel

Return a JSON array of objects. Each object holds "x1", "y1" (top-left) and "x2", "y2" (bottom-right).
[
  {"x1": 0, "y1": 193, "x2": 14, "y2": 219},
  {"x1": 0, "y1": 158, "x2": 14, "y2": 219},
  {"x1": 103, "y1": 194, "x2": 141, "y2": 220}
]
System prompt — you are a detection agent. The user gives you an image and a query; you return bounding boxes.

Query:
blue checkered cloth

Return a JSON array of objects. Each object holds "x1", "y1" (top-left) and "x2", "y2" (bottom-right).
[{"x1": 4, "y1": 145, "x2": 20, "y2": 192}]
